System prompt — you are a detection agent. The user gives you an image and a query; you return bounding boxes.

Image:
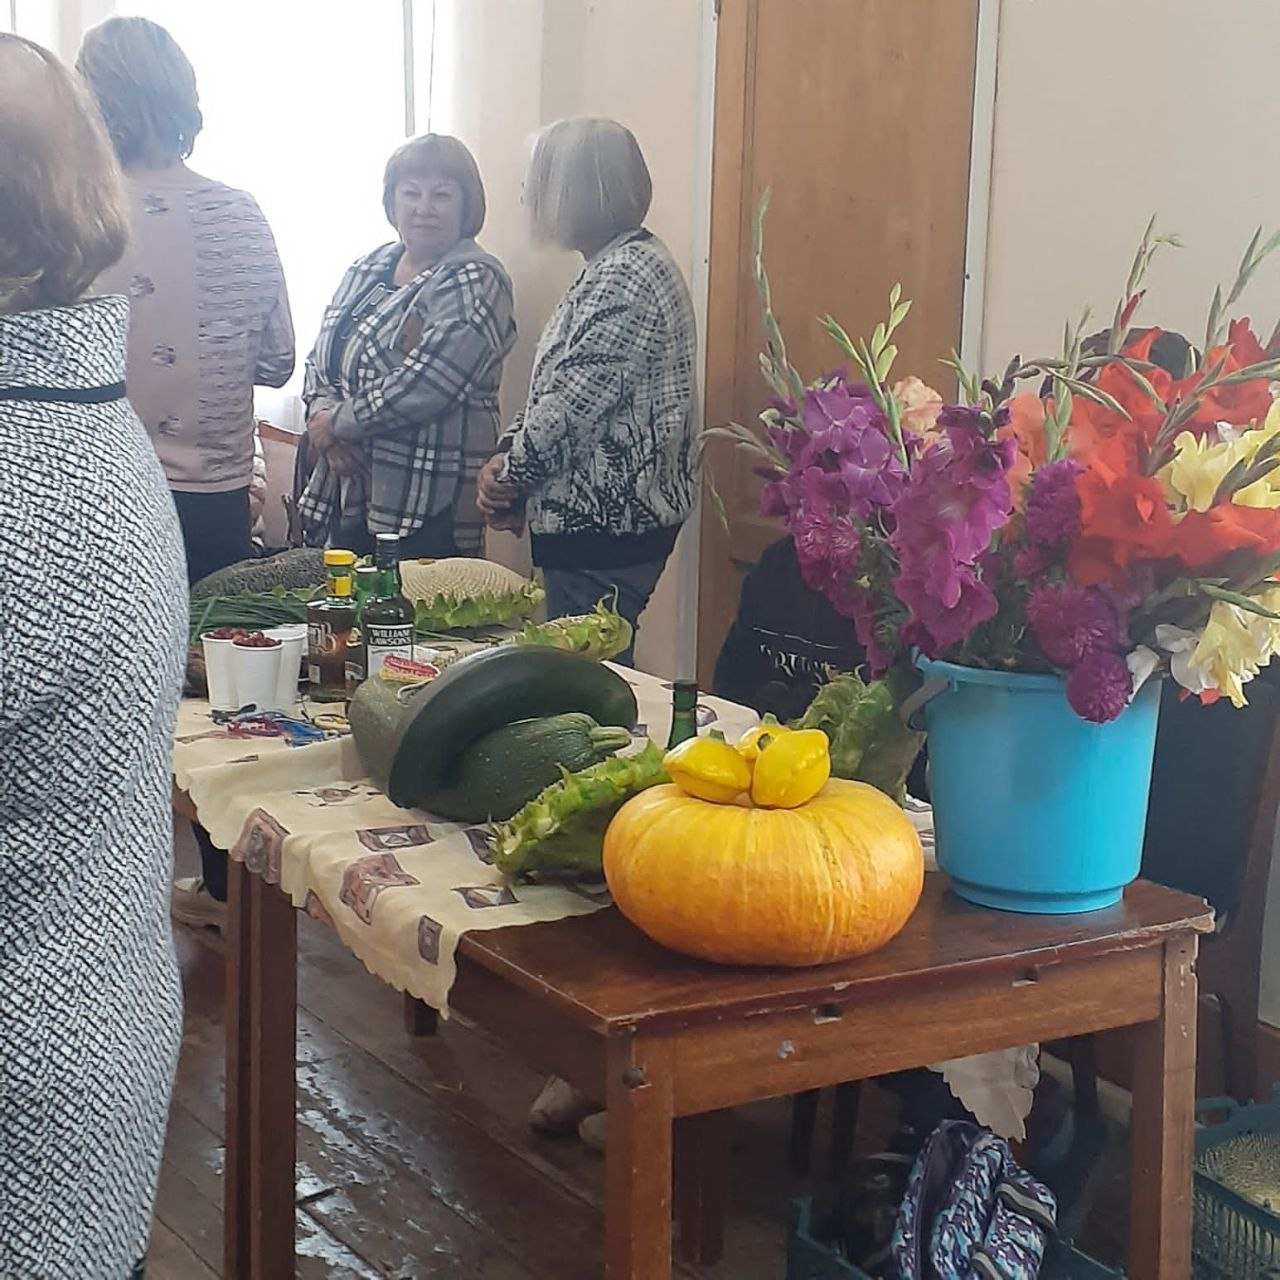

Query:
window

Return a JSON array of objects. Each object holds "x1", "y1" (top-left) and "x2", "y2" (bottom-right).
[
  {"x1": 113, "y1": 0, "x2": 438, "y2": 425},
  {"x1": 6, "y1": 0, "x2": 58, "y2": 44}
]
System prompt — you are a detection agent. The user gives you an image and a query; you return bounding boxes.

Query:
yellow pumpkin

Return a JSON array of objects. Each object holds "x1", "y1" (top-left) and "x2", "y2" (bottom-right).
[{"x1": 603, "y1": 778, "x2": 924, "y2": 967}]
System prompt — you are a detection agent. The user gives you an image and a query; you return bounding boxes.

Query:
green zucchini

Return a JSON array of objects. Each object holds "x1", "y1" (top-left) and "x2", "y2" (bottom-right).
[
  {"x1": 352, "y1": 645, "x2": 639, "y2": 808},
  {"x1": 426, "y1": 713, "x2": 633, "y2": 823}
]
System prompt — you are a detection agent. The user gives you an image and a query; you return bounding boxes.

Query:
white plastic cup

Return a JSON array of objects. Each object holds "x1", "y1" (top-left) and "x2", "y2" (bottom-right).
[
  {"x1": 265, "y1": 625, "x2": 307, "y2": 712},
  {"x1": 201, "y1": 635, "x2": 239, "y2": 712},
  {"x1": 232, "y1": 638, "x2": 284, "y2": 712}
]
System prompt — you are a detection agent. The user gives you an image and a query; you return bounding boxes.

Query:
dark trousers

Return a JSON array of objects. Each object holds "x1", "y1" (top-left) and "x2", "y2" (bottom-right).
[
  {"x1": 172, "y1": 487, "x2": 254, "y2": 585},
  {"x1": 542, "y1": 559, "x2": 669, "y2": 667},
  {"x1": 193, "y1": 822, "x2": 228, "y2": 902},
  {"x1": 335, "y1": 507, "x2": 458, "y2": 560}
]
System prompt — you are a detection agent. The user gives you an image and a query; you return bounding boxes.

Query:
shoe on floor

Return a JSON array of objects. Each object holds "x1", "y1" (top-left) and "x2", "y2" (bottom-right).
[
  {"x1": 578, "y1": 1110, "x2": 606, "y2": 1154},
  {"x1": 171, "y1": 876, "x2": 227, "y2": 931},
  {"x1": 530, "y1": 1077, "x2": 596, "y2": 1136}
]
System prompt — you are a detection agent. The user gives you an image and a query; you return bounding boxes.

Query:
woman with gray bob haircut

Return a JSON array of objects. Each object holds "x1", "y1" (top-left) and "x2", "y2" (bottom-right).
[{"x1": 478, "y1": 117, "x2": 699, "y2": 670}]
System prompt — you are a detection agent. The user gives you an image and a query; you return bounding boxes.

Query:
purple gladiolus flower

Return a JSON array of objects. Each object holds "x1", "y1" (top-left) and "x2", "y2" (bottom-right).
[
  {"x1": 898, "y1": 564, "x2": 999, "y2": 656},
  {"x1": 1066, "y1": 649, "x2": 1133, "y2": 723},
  {"x1": 888, "y1": 413, "x2": 1016, "y2": 652}
]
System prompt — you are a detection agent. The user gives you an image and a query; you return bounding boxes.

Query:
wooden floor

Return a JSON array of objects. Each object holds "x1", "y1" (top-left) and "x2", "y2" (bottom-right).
[
  {"x1": 153, "y1": 827, "x2": 871, "y2": 1279},
  {"x1": 153, "y1": 826, "x2": 1131, "y2": 1279}
]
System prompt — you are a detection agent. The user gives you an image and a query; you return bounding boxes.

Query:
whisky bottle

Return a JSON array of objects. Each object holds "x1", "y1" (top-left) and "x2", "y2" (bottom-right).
[
  {"x1": 306, "y1": 549, "x2": 357, "y2": 704},
  {"x1": 361, "y1": 534, "x2": 416, "y2": 680}
]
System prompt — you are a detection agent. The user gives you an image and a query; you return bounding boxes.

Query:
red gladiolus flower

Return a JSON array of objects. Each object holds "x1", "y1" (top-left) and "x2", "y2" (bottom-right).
[
  {"x1": 1068, "y1": 332, "x2": 1170, "y2": 462},
  {"x1": 1171, "y1": 319, "x2": 1272, "y2": 431},
  {"x1": 1172, "y1": 503, "x2": 1280, "y2": 571},
  {"x1": 1068, "y1": 440, "x2": 1176, "y2": 588}
]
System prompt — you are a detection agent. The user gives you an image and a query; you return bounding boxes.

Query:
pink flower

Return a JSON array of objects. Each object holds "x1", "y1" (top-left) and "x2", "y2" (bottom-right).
[
  {"x1": 1024, "y1": 459, "x2": 1083, "y2": 549},
  {"x1": 1066, "y1": 649, "x2": 1134, "y2": 723},
  {"x1": 1026, "y1": 583, "x2": 1122, "y2": 669},
  {"x1": 893, "y1": 376, "x2": 944, "y2": 437},
  {"x1": 790, "y1": 501, "x2": 860, "y2": 596}
]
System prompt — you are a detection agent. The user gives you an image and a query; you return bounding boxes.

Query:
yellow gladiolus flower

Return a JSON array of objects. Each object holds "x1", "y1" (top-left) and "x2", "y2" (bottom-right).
[
  {"x1": 1163, "y1": 401, "x2": 1280, "y2": 512},
  {"x1": 1232, "y1": 399, "x2": 1280, "y2": 508},
  {"x1": 1163, "y1": 431, "x2": 1245, "y2": 513},
  {"x1": 1187, "y1": 589, "x2": 1280, "y2": 708}
]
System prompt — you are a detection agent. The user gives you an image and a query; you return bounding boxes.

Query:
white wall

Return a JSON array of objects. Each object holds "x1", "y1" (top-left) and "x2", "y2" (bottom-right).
[
  {"x1": 434, "y1": 0, "x2": 710, "y2": 678},
  {"x1": 981, "y1": 0, "x2": 1280, "y2": 1025},
  {"x1": 981, "y1": 0, "x2": 1280, "y2": 373}
]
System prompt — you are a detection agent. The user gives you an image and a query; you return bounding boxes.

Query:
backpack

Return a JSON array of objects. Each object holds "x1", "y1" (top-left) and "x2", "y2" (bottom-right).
[{"x1": 889, "y1": 1121, "x2": 1057, "y2": 1280}]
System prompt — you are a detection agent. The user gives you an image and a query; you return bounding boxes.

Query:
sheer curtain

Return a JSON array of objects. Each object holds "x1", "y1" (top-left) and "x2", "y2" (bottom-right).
[{"x1": 111, "y1": 0, "x2": 438, "y2": 428}]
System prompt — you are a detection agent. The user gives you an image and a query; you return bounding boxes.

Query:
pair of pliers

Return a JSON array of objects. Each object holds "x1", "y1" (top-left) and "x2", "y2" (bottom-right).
[{"x1": 212, "y1": 707, "x2": 336, "y2": 746}]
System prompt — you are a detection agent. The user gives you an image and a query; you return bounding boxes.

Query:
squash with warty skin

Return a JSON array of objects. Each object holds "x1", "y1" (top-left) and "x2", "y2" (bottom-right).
[{"x1": 602, "y1": 779, "x2": 924, "y2": 967}]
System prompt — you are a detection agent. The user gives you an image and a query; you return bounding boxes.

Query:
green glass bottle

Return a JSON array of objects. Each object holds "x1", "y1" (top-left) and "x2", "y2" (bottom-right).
[
  {"x1": 346, "y1": 564, "x2": 379, "y2": 689},
  {"x1": 666, "y1": 680, "x2": 699, "y2": 749},
  {"x1": 362, "y1": 533, "x2": 416, "y2": 680},
  {"x1": 353, "y1": 565, "x2": 378, "y2": 618}
]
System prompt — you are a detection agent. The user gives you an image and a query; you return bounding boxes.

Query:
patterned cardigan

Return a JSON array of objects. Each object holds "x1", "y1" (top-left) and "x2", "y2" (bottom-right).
[
  {"x1": 498, "y1": 229, "x2": 699, "y2": 569},
  {"x1": 300, "y1": 239, "x2": 516, "y2": 553}
]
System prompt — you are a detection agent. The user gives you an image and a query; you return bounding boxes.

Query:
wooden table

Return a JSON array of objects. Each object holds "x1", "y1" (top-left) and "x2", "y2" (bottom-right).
[{"x1": 222, "y1": 860, "x2": 1212, "y2": 1280}]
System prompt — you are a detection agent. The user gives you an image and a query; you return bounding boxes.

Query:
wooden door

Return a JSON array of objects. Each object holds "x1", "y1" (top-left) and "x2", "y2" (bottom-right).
[{"x1": 697, "y1": 0, "x2": 981, "y2": 683}]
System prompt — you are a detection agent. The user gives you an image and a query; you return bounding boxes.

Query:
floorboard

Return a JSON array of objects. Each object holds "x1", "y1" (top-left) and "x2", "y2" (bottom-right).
[{"x1": 154, "y1": 822, "x2": 1127, "y2": 1277}]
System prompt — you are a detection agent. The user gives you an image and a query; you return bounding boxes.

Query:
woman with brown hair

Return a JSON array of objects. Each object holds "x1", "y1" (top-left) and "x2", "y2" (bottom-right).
[
  {"x1": 0, "y1": 34, "x2": 186, "y2": 1280},
  {"x1": 77, "y1": 16, "x2": 295, "y2": 585},
  {"x1": 297, "y1": 133, "x2": 516, "y2": 558}
]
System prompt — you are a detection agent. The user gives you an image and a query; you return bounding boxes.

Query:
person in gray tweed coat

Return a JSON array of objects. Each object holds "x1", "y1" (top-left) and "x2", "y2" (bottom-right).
[{"x1": 0, "y1": 35, "x2": 186, "y2": 1280}]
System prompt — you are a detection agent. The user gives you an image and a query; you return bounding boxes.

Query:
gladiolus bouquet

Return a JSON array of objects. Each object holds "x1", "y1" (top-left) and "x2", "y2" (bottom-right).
[{"x1": 714, "y1": 202, "x2": 1280, "y2": 722}]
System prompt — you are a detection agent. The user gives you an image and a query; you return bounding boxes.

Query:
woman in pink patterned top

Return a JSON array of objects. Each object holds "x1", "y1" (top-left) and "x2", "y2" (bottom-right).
[{"x1": 79, "y1": 16, "x2": 295, "y2": 584}]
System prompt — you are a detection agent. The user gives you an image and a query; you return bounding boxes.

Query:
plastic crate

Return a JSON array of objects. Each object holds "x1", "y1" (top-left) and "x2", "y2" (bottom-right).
[
  {"x1": 1193, "y1": 1090, "x2": 1280, "y2": 1279},
  {"x1": 1042, "y1": 1238, "x2": 1126, "y2": 1279},
  {"x1": 785, "y1": 1198, "x2": 1121, "y2": 1279},
  {"x1": 785, "y1": 1199, "x2": 865, "y2": 1280}
]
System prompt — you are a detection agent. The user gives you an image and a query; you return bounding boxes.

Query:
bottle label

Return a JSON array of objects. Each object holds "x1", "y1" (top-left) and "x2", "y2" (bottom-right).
[{"x1": 365, "y1": 623, "x2": 414, "y2": 678}]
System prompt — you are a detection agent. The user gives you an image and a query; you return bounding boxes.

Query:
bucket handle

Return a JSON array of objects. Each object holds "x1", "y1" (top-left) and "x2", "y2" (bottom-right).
[{"x1": 898, "y1": 676, "x2": 951, "y2": 732}]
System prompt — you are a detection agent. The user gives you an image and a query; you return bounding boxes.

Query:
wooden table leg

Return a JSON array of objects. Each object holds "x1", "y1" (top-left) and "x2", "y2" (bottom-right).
[
  {"x1": 403, "y1": 992, "x2": 439, "y2": 1038},
  {"x1": 1128, "y1": 937, "x2": 1198, "y2": 1280},
  {"x1": 224, "y1": 860, "x2": 298, "y2": 1279},
  {"x1": 674, "y1": 1110, "x2": 730, "y2": 1265},
  {"x1": 606, "y1": 1036, "x2": 675, "y2": 1280}
]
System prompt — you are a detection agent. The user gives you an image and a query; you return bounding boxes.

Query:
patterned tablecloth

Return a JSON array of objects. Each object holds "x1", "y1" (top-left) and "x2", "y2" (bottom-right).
[
  {"x1": 172, "y1": 667, "x2": 1036, "y2": 1138},
  {"x1": 172, "y1": 667, "x2": 757, "y2": 1015}
]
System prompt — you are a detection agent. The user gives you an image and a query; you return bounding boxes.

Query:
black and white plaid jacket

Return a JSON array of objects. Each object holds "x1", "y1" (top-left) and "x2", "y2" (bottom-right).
[
  {"x1": 499, "y1": 229, "x2": 699, "y2": 569},
  {"x1": 299, "y1": 239, "x2": 515, "y2": 553}
]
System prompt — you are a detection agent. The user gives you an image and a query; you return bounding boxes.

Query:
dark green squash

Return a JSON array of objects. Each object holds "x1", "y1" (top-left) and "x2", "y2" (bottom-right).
[
  {"x1": 426, "y1": 713, "x2": 633, "y2": 823},
  {"x1": 349, "y1": 645, "x2": 639, "y2": 808}
]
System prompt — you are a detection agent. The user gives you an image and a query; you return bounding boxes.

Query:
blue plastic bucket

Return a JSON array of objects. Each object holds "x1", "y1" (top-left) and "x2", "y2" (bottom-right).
[{"x1": 917, "y1": 658, "x2": 1162, "y2": 914}]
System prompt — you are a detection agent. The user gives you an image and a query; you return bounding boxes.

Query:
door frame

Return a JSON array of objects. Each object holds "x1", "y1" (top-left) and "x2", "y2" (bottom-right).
[
  {"x1": 672, "y1": 0, "x2": 722, "y2": 682},
  {"x1": 691, "y1": 0, "x2": 1003, "y2": 683}
]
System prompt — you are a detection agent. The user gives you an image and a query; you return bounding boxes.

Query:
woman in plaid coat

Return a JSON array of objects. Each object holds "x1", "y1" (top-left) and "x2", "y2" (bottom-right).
[{"x1": 299, "y1": 134, "x2": 516, "y2": 558}]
